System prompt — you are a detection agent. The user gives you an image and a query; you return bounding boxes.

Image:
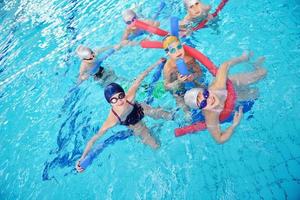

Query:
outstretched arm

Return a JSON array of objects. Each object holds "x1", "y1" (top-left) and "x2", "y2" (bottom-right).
[
  {"x1": 76, "y1": 115, "x2": 116, "y2": 172},
  {"x1": 205, "y1": 106, "x2": 243, "y2": 144},
  {"x1": 121, "y1": 28, "x2": 131, "y2": 42},
  {"x1": 121, "y1": 28, "x2": 139, "y2": 46},
  {"x1": 94, "y1": 45, "x2": 115, "y2": 56},
  {"x1": 78, "y1": 63, "x2": 89, "y2": 83},
  {"x1": 210, "y1": 52, "x2": 250, "y2": 90},
  {"x1": 143, "y1": 19, "x2": 160, "y2": 27},
  {"x1": 127, "y1": 58, "x2": 166, "y2": 101}
]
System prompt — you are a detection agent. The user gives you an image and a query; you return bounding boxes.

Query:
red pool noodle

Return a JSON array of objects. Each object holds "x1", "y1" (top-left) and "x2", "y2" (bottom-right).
[
  {"x1": 133, "y1": 20, "x2": 168, "y2": 36},
  {"x1": 140, "y1": 40, "x2": 163, "y2": 49}
]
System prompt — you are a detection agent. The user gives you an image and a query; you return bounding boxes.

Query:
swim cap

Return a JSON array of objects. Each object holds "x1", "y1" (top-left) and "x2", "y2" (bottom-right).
[
  {"x1": 184, "y1": 0, "x2": 199, "y2": 8},
  {"x1": 104, "y1": 83, "x2": 125, "y2": 103},
  {"x1": 184, "y1": 88, "x2": 203, "y2": 109},
  {"x1": 76, "y1": 45, "x2": 93, "y2": 60},
  {"x1": 162, "y1": 35, "x2": 180, "y2": 50},
  {"x1": 122, "y1": 9, "x2": 137, "y2": 22}
]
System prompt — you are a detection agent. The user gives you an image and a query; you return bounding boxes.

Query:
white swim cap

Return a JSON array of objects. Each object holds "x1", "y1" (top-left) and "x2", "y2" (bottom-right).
[
  {"x1": 122, "y1": 9, "x2": 137, "y2": 22},
  {"x1": 76, "y1": 45, "x2": 93, "y2": 60},
  {"x1": 184, "y1": 88, "x2": 203, "y2": 109},
  {"x1": 184, "y1": 0, "x2": 199, "y2": 8}
]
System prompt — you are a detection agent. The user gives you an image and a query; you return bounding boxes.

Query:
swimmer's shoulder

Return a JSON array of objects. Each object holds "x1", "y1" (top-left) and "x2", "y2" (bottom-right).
[
  {"x1": 163, "y1": 60, "x2": 176, "y2": 73},
  {"x1": 106, "y1": 110, "x2": 119, "y2": 125},
  {"x1": 80, "y1": 62, "x2": 89, "y2": 73}
]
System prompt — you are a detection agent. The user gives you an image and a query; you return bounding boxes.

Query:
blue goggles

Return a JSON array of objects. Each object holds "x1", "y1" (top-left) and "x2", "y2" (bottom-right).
[
  {"x1": 125, "y1": 16, "x2": 137, "y2": 25},
  {"x1": 197, "y1": 89, "x2": 210, "y2": 109}
]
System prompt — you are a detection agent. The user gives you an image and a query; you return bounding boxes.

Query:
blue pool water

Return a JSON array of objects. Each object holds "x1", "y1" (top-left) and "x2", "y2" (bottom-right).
[{"x1": 1, "y1": 0, "x2": 300, "y2": 199}]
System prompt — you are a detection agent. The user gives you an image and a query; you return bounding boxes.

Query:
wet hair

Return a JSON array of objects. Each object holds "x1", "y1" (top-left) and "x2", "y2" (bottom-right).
[{"x1": 162, "y1": 35, "x2": 180, "y2": 50}]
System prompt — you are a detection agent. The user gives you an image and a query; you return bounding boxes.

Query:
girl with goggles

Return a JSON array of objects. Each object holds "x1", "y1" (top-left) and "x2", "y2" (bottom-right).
[
  {"x1": 184, "y1": 52, "x2": 267, "y2": 144},
  {"x1": 76, "y1": 58, "x2": 175, "y2": 172},
  {"x1": 121, "y1": 9, "x2": 160, "y2": 46}
]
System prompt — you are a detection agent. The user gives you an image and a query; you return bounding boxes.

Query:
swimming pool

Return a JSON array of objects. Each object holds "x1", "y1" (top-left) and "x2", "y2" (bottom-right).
[{"x1": 0, "y1": 0, "x2": 300, "y2": 199}]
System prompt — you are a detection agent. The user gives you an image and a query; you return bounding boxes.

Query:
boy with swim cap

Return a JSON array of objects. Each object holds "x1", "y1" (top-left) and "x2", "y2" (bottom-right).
[
  {"x1": 76, "y1": 45, "x2": 121, "y2": 85},
  {"x1": 180, "y1": 0, "x2": 213, "y2": 35},
  {"x1": 121, "y1": 9, "x2": 160, "y2": 44},
  {"x1": 162, "y1": 35, "x2": 204, "y2": 120}
]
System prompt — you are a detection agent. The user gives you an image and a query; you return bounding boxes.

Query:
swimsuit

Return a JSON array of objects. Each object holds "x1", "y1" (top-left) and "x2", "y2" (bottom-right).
[
  {"x1": 209, "y1": 89, "x2": 228, "y2": 114},
  {"x1": 206, "y1": 89, "x2": 228, "y2": 128},
  {"x1": 112, "y1": 100, "x2": 145, "y2": 126},
  {"x1": 93, "y1": 66, "x2": 105, "y2": 79},
  {"x1": 89, "y1": 60, "x2": 103, "y2": 76}
]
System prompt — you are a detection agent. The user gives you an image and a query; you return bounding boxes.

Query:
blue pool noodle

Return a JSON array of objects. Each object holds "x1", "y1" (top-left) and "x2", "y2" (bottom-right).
[
  {"x1": 145, "y1": 60, "x2": 166, "y2": 104},
  {"x1": 176, "y1": 58, "x2": 195, "y2": 90},
  {"x1": 176, "y1": 58, "x2": 190, "y2": 75},
  {"x1": 80, "y1": 130, "x2": 133, "y2": 170},
  {"x1": 89, "y1": 48, "x2": 116, "y2": 75},
  {"x1": 170, "y1": 17, "x2": 179, "y2": 37}
]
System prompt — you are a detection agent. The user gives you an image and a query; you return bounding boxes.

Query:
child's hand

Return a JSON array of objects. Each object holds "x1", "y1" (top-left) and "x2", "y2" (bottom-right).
[
  {"x1": 187, "y1": 74, "x2": 195, "y2": 81},
  {"x1": 232, "y1": 106, "x2": 243, "y2": 128},
  {"x1": 177, "y1": 73, "x2": 188, "y2": 82},
  {"x1": 121, "y1": 40, "x2": 129, "y2": 46},
  {"x1": 75, "y1": 159, "x2": 84, "y2": 173},
  {"x1": 158, "y1": 57, "x2": 167, "y2": 64},
  {"x1": 207, "y1": 14, "x2": 214, "y2": 21},
  {"x1": 114, "y1": 44, "x2": 122, "y2": 50}
]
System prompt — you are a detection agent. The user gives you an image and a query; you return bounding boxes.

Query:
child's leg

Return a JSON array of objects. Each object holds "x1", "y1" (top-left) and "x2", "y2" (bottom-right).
[
  {"x1": 235, "y1": 86, "x2": 259, "y2": 101},
  {"x1": 130, "y1": 122, "x2": 159, "y2": 149},
  {"x1": 141, "y1": 103, "x2": 173, "y2": 120},
  {"x1": 229, "y1": 57, "x2": 267, "y2": 87}
]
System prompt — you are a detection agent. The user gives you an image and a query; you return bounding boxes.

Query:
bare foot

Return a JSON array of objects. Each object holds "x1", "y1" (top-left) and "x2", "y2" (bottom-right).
[
  {"x1": 240, "y1": 51, "x2": 253, "y2": 62},
  {"x1": 253, "y1": 56, "x2": 266, "y2": 69}
]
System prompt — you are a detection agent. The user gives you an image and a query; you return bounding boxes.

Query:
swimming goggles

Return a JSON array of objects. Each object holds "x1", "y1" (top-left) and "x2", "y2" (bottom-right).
[
  {"x1": 110, "y1": 93, "x2": 125, "y2": 104},
  {"x1": 166, "y1": 44, "x2": 183, "y2": 54},
  {"x1": 126, "y1": 16, "x2": 137, "y2": 25},
  {"x1": 197, "y1": 89, "x2": 210, "y2": 109},
  {"x1": 83, "y1": 52, "x2": 95, "y2": 61}
]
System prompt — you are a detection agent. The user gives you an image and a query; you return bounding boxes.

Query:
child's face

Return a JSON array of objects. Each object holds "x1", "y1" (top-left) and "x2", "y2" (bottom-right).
[
  {"x1": 188, "y1": 1, "x2": 210, "y2": 18},
  {"x1": 166, "y1": 41, "x2": 185, "y2": 60},
  {"x1": 110, "y1": 92, "x2": 126, "y2": 107},
  {"x1": 188, "y1": 1, "x2": 202, "y2": 17}
]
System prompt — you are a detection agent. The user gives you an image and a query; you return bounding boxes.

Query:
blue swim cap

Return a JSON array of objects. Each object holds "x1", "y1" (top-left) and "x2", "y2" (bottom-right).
[{"x1": 104, "y1": 83, "x2": 125, "y2": 103}]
